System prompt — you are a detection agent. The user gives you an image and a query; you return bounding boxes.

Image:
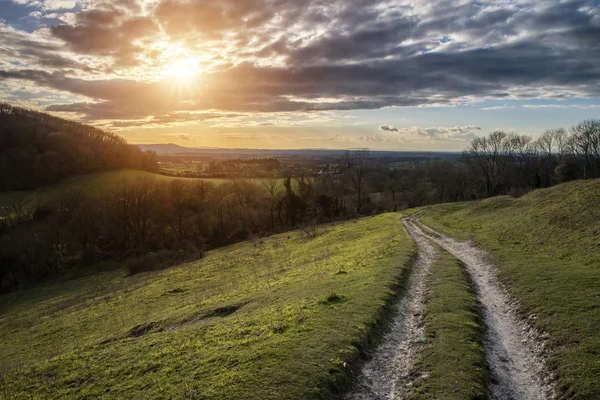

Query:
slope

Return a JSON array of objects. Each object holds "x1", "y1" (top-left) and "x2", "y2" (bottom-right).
[
  {"x1": 0, "y1": 214, "x2": 414, "y2": 399},
  {"x1": 0, "y1": 103, "x2": 157, "y2": 191},
  {"x1": 421, "y1": 179, "x2": 600, "y2": 399}
]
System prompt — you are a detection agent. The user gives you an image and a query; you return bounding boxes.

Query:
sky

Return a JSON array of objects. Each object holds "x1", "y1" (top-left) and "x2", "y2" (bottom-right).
[{"x1": 1, "y1": 0, "x2": 600, "y2": 151}]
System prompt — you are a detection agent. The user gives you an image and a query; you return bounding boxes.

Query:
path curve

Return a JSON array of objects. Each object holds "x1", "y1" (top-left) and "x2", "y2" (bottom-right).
[
  {"x1": 406, "y1": 216, "x2": 555, "y2": 400},
  {"x1": 345, "y1": 219, "x2": 437, "y2": 400}
]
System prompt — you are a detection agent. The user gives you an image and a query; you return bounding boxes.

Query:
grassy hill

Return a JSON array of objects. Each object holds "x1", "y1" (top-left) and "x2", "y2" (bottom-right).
[
  {"x1": 0, "y1": 214, "x2": 414, "y2": 399},
  {"x1": 0, "y1": 170, "x2": 229, "y2": 213},
  {"x1": 421, "y1": 179, "x2": 600, "y2": 398}
]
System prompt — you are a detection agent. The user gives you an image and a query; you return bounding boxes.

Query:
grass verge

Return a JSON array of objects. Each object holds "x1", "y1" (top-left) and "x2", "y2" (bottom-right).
[
  {"x1": 0, "y1": 213, "x2": 414, "y2": 399},
  {"x1": 411, "y1": 247, "x2": 488, "y2": 400},
  {"x1": 420, "y1": 179, "x2": 600, "y2": 399}
]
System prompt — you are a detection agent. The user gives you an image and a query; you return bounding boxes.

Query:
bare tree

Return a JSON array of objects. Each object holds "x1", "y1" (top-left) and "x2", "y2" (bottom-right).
[
  {"x1": 535, "y1": 128, "x2": 567, "y2": 186},
  {"x1": 113, "y1": 178, "x2": 157, "y2": 252},
  {"x1": 231, "y1": 178, "x2": 262, "y2": 234},
  {"x1": 314, "y1": 173, "x2": 346, "y2": 219},
  {"x1": 568, "y1": 119, "x2": 600, "y2": 179},
  {"x1": 507, "y1": 133, "x2": 535, "y2": 192},
  {"x1": 164, "y1": 180, "x2": 193, "y2": 244},
  {"x1": 346, "y1": 148, "x2": 371, "y2": 214},
  {"x1": 463, "y1": 131, "x2": 512, "y2": 197},
  {"x1": 261, "y1": 172, "x2": 283, "y2": 231}
]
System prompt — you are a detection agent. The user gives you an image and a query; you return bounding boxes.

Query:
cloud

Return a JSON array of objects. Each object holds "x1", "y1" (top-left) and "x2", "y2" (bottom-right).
[
  {"x1": 481, "y1": 106, "x2": 516, "y2": 111},
  {"x1": 329, "y1": 124, "x2": 482, "y2": 150},
  {"x1": 1, "y1": 0, "x2": 600, "y2": 126},
  {"x1": 379, "y1": 124, "x2": 399, "y2": 132},
  {"x1": 522, "y1": 104, "x2": 600, "y2": 109},
  {"x1": 49, "y1": 7, "x2": 159, "y2": 66},
  {"x1": 378, "y1": 125, "x2": 482, "y2": 142}
]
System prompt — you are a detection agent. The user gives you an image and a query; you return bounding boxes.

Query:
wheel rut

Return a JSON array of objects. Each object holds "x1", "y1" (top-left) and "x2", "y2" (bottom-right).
[
  {"x1": 405, "y1": 216, "x2": 556, "y2": 400},
  {"x1": 344, "y1": 219, "x2": 438, "y2": 400}
]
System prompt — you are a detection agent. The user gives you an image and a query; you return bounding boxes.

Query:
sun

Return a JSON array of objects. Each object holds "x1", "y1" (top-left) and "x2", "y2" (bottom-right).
[{"x1": 162, "y1": 57, "x2": 202, "y2": 80}]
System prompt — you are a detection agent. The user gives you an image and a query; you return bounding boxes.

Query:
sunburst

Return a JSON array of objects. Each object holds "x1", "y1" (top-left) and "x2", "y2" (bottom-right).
[{"x1": 162, "y1": 57, "x2": 202, "y2": 80}]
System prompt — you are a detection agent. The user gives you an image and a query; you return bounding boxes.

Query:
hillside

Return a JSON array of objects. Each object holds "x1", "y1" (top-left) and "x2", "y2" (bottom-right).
[
  {"x1": 0, "y1": 214, "x2": 414, "y2": 399},
  {"x1": 0, "y1": 103, "x2": 157, "y2": 191},
  {"x1": 420, "y1": 179, "x2": 600, "y2": 398}
]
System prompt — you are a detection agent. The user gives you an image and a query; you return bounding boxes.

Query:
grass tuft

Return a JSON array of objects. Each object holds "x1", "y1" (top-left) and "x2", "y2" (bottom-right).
[{"x1": 320, "y1": 293, "x2": 349, "y2": 305}]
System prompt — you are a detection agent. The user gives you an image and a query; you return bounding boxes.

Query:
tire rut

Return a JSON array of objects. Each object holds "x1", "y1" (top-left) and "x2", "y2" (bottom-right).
[
  {"x1": 405, "y1": 217, "x2": 556, "y2": 400},
  {"x1": 345, "y1": 219, "x2": 438, "y2": 400}
]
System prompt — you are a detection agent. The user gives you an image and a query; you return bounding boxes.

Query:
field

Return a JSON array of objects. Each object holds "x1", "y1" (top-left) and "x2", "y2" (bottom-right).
[
  {"x1": 421, "y1": 179, "x2": 600, "y2": 398},
  {"x1": 0, "y1": 214, "x2": 414, "y2": 399},
  {"x1": 160, "y1": 162, "x2": 203, "y2": 174},
  {"x1": 0, "y1": 170, "x2": 229, "y2": 213}
]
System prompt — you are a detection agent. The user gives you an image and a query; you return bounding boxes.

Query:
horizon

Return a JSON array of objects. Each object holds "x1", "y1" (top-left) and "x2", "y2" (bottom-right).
[
  {"x1": 137, "y1": 142, "x2": 463, "y2": 153},
  {"x1": 1, "y1": 0, "x2": 600, "y2": 150}
]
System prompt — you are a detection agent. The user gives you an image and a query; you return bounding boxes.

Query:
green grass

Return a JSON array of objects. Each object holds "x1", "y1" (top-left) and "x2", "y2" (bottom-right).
[
  {"x1": 421, "y1": 179, "x2": 600, "y2": 399},
  {"x1": 0, "y1": 170, "x2": 229, "y2": 213},
  {"x1": 0, "y1": 214, "x2": 415, "y2": 399},
  {"x1": 411, "y1": 248, "x2": 488, "y2": 400},
  {"x1": 161, "y1": 163, "x2": 200, "y2": 174}
]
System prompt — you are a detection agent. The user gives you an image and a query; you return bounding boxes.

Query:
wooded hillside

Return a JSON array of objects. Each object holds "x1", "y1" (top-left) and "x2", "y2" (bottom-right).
[{"x1": 0, "y1": 103, "x2": 158, "y2": 190}]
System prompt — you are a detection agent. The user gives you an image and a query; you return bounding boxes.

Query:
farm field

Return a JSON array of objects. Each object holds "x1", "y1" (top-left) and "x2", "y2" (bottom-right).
[
  {"x1": 0, "y1": 214, "x2": 414, "y2": 399},
  {"x1": 420, "y1": 179, "x2": 600, "y2": 398},
  {"x1": 0, "y1": 170, "x2": 229, "y2": 212},
  {"x1": 160, "y1": 162, "x2": 204, "y2": 174}
]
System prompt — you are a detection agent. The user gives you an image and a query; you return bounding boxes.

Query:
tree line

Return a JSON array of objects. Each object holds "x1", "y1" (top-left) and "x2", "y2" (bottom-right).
[
  {"x1": 463, "y1": 119, "x2": 600, "y2": 197},
  {"x1": 0, "y1": 103, "x2": 158, "y2": 190},
  {"x1": 0, "y1": 173, "x2": 352, "y2": 290},
  {"x1": 1, "y1": 118, "x2": 599, "y2": 291}
]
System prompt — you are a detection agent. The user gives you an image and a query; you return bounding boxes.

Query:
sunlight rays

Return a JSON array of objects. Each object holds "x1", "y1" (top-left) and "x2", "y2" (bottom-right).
[{"x1": 161, "y1": 57, "x2": 203, "y2": 80}]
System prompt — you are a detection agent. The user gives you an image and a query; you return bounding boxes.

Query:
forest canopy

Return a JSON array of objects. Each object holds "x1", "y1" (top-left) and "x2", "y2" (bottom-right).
[{"x1": 0, "y1": 103, "x2": 158, "y2": 190}]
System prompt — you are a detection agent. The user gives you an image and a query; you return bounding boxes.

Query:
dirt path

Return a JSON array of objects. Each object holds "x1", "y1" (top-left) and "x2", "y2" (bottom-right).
[
  {"x1": 344, "y1": 220, "x2": 437, "y2": 400},
  {"x1": 406, "y1": 217, "x2": 555, "y2": 400}
]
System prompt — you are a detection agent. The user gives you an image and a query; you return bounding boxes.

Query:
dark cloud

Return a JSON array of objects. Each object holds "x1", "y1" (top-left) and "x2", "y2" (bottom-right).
[
  {"x1": 1, "y1": 0, "x2": 600, "y2": 124},
  {"x1": 379, "y1": 125, "x2": 399, "y2": 132},
  {"x1": 49, "y1": 6, "x2": 158, "y2": 65}
]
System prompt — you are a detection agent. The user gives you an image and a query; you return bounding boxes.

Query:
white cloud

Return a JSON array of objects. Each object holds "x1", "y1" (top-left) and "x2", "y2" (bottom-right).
[
  {"x1": 522, "y1": 104, "x2": 600, "y2": 109},
  {"x1": 481, "y1": 106, "x2": 515, "y2": 111}
]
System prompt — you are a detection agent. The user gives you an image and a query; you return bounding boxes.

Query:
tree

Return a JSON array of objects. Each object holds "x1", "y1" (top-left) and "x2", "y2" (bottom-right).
[
  {"x1": 506, "y1": 133, "x2": 535, "y2": 193},
  {"x1": 346, "y1": 149, "x2": 371, "y2": 214},
  {"x1": 0, "y1": 103, "x2": 158, "y2": 191},
  {"x1": 568, "y1": 119, "x2": 600, "y2": 179},
  {"x1": 463, "y1": 131, "x2": 513, "y2": 196},
  {"x1": 535, "y1": 128, "x2": 566, "y2": 186},
  {"x1": 281, "y1": 177, "x2": 303, "y2": 227},
  {"x1": 261, "y1": 172, "x2": 283, "y2": 231},
  {"x1": 111, "y1": 178, "x2": 157, "y2": 253},
  {"x1": 163, "y1": 180, "x2": 194, "y2": 244}
]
